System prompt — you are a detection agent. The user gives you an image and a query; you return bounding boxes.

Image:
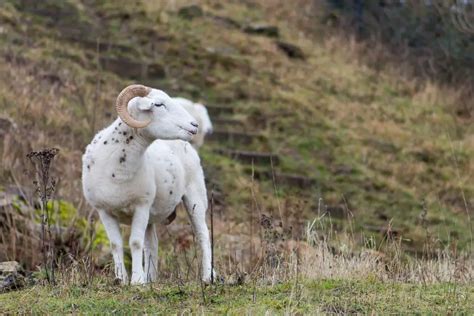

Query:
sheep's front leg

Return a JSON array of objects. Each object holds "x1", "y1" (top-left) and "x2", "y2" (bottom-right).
[
  {"x1": 144, "y1": 223, "x2": 158, "y2": 282},
  {"x1": 98, "y1": 210, "x2": 128, "y2": 284},
  {"x1": 129, "y1": 204, "x2": 150, "y2": 285},
  {"x1": 183, "y1": 184, "x2": 214, "y2": 283}
]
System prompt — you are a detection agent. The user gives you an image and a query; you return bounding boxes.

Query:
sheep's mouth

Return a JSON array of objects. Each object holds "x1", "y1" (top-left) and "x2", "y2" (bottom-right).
[{"x1": 178, "y1": 126, "x2": 198, "y2": 136}]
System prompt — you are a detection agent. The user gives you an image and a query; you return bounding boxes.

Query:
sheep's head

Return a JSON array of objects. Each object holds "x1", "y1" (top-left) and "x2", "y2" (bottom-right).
[{"x1": 116, "y1": 84, "x2": 199, "y2": 141}]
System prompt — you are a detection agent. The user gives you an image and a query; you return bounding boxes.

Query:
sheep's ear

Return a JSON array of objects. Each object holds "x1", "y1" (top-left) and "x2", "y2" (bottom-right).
[{"x1": 137, "y1": 98, "x2": 154, "y2": 111}]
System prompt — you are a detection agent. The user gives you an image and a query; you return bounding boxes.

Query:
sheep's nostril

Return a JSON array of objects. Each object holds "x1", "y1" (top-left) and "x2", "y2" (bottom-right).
[{"x1": 191, "y1": 122, "x2": 199, "y2": 128}]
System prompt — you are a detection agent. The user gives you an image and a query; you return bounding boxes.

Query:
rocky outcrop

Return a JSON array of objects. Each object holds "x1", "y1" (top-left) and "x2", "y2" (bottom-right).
[
  {"x1": 276, "y1": 41, "x2": 305, "y2": 60},
  {"x1": 244, "y1": 23, "x2": 279, "y2": 37},
  {"x1": 0, "y1": 115, "x2": 15, "y2": 131},
  {"x1": 0, "y1": 261, "x2": 26, "y2": 293},
  {"x1": 99, "y1": 57, "x2": 166, "y2": 80}
]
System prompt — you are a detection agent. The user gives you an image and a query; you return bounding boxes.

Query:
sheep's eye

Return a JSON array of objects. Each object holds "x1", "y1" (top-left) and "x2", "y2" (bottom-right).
[{"x1": 154, "y1": 102, "x2": 165, "y2": 107}]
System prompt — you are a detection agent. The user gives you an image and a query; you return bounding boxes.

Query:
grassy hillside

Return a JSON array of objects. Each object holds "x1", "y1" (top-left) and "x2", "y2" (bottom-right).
[
  {"x1": 0, "y1": 1, "x2": 473, "y2": 313},
  {"x1": 1, "y1": 0, "x2": 472, "y2": 254},
  {"x1": 0, "y1": 0, "x2": 474, "y2": 288}
]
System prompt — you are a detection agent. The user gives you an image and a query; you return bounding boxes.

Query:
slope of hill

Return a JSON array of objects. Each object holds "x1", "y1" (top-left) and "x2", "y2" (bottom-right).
[
  {"x1": 0, "y1": 0, "x2": 472, "y2": 262},
  {"x1": 0, "y1": 0, "x2": 473, "y2": 313}
]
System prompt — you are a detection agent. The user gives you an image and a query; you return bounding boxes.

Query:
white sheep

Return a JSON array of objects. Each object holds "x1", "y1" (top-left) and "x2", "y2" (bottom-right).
[
  {"x1": 82, "y1": 84, "x2": 214, "y2": 285},
  {"x1": 173, "y1": 97, "x2": 213, "y2": 149}
]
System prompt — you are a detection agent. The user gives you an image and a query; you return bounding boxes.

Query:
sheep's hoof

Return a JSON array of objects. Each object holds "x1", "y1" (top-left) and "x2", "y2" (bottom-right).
[
  {"x1": 203, "y1": 270, "x2": 223, "y2": 285},
  {"x1": 130, "y1": 272, "x2": 146, "y2": 285},
  {"x1": 130, "y1": 280, "x2": 146, "y2": 286},
  {"x1": 113, "y1": 277, "x2": 128, "y2": 286},
  {"x1": 204, "y1": 276, "x2": 225, "y2": 285}
]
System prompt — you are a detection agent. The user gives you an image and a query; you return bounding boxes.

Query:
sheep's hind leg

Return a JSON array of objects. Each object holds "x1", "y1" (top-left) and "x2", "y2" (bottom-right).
[
  {"x1": 144, "y1": 223, "x2": 158, "y2": 282},
  {"x1": 129, "y1": 204, "x2": 151, "y2": 285},
  {"x1": 183, "y1": 183, "x2": 215, "y2": 283},
  {"x1": 98, "y1": 210, "x2": 128, "y2": 284}
]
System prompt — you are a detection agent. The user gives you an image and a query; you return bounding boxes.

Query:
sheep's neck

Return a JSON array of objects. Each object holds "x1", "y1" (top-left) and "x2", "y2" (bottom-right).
[{"x1": 107, "y1": 120, "x2": 152, "y2": 180}]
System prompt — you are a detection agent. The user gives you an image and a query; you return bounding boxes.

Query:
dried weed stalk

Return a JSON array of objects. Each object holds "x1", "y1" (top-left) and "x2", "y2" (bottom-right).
[{"x1": 27, "y1": 148, "x2": 59, "y2": 284}]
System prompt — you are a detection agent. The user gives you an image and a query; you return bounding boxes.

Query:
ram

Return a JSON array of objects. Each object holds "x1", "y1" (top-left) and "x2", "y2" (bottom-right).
[
  {"x1": 173, "y1": 97, "x2": 213, "y2": 149},
  {"x1": 82, "y1": 85, "x2": 214, "y2": 285}
]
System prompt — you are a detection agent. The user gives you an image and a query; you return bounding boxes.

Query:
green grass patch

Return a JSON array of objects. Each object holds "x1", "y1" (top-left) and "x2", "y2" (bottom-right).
[{"x1": 1, "y1": 279, "x2": 472, "y2": 314}]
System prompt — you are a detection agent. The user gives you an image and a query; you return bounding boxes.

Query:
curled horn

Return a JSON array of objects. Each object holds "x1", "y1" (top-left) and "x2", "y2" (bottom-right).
[{"x1": 115, "y1": 84, "x2": 152, "y2": 128}]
